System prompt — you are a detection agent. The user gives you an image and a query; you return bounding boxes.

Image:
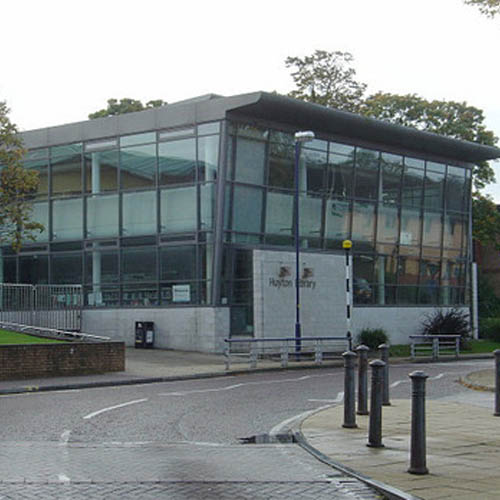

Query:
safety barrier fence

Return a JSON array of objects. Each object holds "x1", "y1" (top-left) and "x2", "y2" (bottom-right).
[
  {"x1": 224, "y1": 335, "x2": 352, "y2": 370},
  {"x1": 0, "y1": 284, "x2": 82, "y2": 332},
  {"x1": 409, "y1": 334, "x2": 460, "y2": 360}
]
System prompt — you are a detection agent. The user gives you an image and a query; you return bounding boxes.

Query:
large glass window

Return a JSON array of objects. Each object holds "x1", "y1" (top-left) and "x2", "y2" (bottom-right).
[
  {"x1": 352, "y1": 202, "x2": 375, "y2": 245},
  {"x1": 160, "y1": 186, "x2": 197, "y2": 233},
  {"x1": 232, "y1": 185, "x2": 263, "y2": 234},
  {"x1": 158, "y1": 138, "x2": 196, "y2": 185},
  {"x1": 84, "y1": 246, "x2": 119, "y2": 284},
  {"x1": 122, "y1": 191, "x2": 157, "y2": 236},
  {"x1": 299, "y1": 195, "x2": 322, "y2": 246},
  {"x1": 85, "y1": 149, "x2": 119, "y2": 193},
  {"x1": 324, "y1": 199, "x2": 350, "y2": 247},
  {"x1": 122, "y1": 246, "x2": 157, "y2": 282},
  {"x1": 400, "y1": 207, "x2": 421, "y2": 247},
  {"x1": 120, "y1": 144, "x2": 156, "y2": 190},
  {"x1": 424, "y1": 162, "x2": 445, "y2": 210},
  {"x1": 86, "y1": 194, "x2": 119, "y2": 238},
  {"x1": 198, "y1": 135, "x2": 219, "y2": 182},
  {"x1": 265, "y1": 190, "x2": 293, "y2": 239},
  {"x1": 354, "y1": 148, "x2": 379, "y2": 200},
  {"x1": 200, "y1": 183, "x2": 215, "y2": 231},
  {"x1": 422, "y1": 210, "x2": 442, "y2": 247},
  {"x1": 353, "y1": 254, "x2": 375, "y2": 304},
  {"x1": 19, "y1": 255, "x2": 48, "y2": 284},
  {"x1": 234, "y1": 137, "x2": 266, "y2": 185},
  {"x1": 52, "y1": 198, "x2": 83, "y2": 240},
  {"x1": 443, "y1": 213, "x2": 465, "y2": 249},
  {"x1": 23, "y1": 157, "x2": 49, "y2": 198},
  {"x1": 268, "y1": 134, "x2": 294, "y2": 189},
  {"x1": 402, "y1": 159, "x2": 424, "y2": 207},
  {"x1": 377, "y1": 204, "x2": 399, "y2": 244},
  {"x1": 302, "y1": 148, "x2": 327, "y2": 193},
  {"x1": 445, "y1": 166, "x2": 467, "y2": 213},
  {"x1": 327, "y1": 152, "x2": 353, "y2": 199},
  {"x1": 380, "y1": 153, "x2": 403, "y2": 204},
  {"x1": 160, "y1": 245, "x2": 196, "y2": 281},
  {"x1": 29, "y1": 201, "x2": 49, "y2": 242},
  {"x1": 51, "y1": 253, "x2": 82, "y2": 284},
  {"x1": 51, "y1": 144, "x2": 82, "y2": 197}
]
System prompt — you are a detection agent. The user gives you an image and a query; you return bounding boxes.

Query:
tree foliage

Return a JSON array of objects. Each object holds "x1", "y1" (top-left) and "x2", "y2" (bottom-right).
[
  {"x1": 472, "y1": 192, "x2": 500, "y2": 249},
  {"x1": 286, "y1": 50, "x2": 366, "y2": 113},
  {"x1": 89, "y1": 98, "x2": 167, "y2": 119},
  {"x1": 465, "y1": 0, "x2": 500, "y2": 17},
  {"x1": 0, "y1": 102, "x2": 43, "y2": 251}
]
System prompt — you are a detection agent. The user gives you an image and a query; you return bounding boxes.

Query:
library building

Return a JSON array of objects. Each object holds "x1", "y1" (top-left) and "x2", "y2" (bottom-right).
[{"x1": 5, "y1": 92, "x2": 500, "y2": 352}]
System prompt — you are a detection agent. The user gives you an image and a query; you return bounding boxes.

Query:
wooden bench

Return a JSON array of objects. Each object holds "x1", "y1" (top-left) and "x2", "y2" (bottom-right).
[{"x1": 409, "y1": 334, "x2": 460, "y2": 360}]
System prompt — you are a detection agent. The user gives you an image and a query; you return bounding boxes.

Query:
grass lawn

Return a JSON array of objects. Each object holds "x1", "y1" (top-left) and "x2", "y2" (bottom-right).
[
  {"x1": 0, "y1": 329, "x2": 65, "y2": 345},
  {"x1": 389, "y1": 339, "x2": 500, "y2": 358}
]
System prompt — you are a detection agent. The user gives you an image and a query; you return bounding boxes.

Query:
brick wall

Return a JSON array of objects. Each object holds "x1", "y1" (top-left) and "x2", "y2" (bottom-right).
[{"x1": 0, "y1": 341, "x2": 125, "y2": 380}]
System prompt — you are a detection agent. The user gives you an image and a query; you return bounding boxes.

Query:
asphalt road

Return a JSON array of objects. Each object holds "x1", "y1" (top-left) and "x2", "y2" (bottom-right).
[{"x1": 0, "y1": 358, "x2": 493, "y2": 499}]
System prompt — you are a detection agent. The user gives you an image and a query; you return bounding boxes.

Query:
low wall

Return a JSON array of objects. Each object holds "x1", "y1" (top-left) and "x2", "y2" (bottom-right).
[
  {"x1": 0, "y1": 341, "x2": 125, "y2": 381},
  {"x1": 82, "y1": 307, "x2": 230, "y2": 353}
]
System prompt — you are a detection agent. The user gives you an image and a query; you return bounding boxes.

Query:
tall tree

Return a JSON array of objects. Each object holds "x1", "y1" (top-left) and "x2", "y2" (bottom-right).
[
  {"x1": 89, "y1": 98, "x2": 167, "y2": 119},
  {"x1": 0, "y1": 102, "x2": 43, "y2": 251},
  {"x1": 464, "y1": 0, "x2": 500, "y2": 16},
  {"x1": 286, "y1": 50, "x2": 366, "y2": 113}
]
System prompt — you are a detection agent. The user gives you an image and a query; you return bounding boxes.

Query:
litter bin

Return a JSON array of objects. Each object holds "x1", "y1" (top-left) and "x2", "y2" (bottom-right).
[{"x1": 135, "y1": 321, "x2": 155, "y2": 348}]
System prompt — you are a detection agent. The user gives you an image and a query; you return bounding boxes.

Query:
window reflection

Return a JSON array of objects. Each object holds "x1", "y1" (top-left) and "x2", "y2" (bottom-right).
[
  {"x1": 120, "y1": 144, "x2": 156, "y2": 189},
  {"x1": 158, "y1": 138, "x2": 196, "y2": 185}
]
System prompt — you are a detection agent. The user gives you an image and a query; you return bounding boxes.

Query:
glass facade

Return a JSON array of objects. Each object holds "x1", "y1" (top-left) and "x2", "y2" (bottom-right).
[
  {"x1": 225, "y1": 122, "x2": 471, "y2": 307},
  {"x1": 4, "y1": 124, "x2": 220, "y2": 308},
  {"x1": 4, "y1": 115, "x2": 472, "y2": 319}
]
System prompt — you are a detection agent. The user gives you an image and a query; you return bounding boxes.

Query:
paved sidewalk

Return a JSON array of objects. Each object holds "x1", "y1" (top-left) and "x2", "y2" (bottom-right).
[
  {"x1": 301, "y1": 394, "x2": 500, "y2": 500},
  {"x1": 460, "y1": 368, "x2": 495, "y2": 391}
]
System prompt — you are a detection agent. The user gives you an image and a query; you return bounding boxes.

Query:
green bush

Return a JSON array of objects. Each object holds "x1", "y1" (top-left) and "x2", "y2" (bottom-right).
[
  {"x1": 357, "y1": 328, "x2": 388, "y2": 350},
  {"x1": 481, "y1": 318, "x2": 500, "y2": 343},
  {"x1": 418, "y1": 308, "x2": 471, "y2": 348}
]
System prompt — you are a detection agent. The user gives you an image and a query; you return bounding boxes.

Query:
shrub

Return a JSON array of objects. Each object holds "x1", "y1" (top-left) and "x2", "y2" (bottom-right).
[
  {"x1": 418, "y1": 308, "x2": 471, "y2": 347},
  {"x1": 357, "y1": 328, "x2": 388, "y2": 350},
  {"x1": 481, "y1": 318, "x2": 500, "y2": 343}
]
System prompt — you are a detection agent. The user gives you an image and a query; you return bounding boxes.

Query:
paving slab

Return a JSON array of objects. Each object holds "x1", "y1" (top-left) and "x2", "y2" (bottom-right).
[{"x1": 301, "y1": 398, "x2": 500, "y2": 499}]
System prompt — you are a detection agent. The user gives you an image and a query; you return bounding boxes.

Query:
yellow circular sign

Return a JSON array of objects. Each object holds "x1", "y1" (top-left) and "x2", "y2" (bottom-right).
[{"x1": 342, "y1": 239, "x2": 353, "y2": 249}]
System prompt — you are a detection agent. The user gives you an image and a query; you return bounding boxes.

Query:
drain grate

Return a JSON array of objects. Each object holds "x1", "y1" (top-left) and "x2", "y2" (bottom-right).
[{"x1": 239, "y1": 433, "x2": 297, "y2": 444}]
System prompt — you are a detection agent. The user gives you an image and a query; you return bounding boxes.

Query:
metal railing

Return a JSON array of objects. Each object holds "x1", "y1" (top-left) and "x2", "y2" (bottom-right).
[
  {"x1": 224, "y1": 335, "x2": 352, "y2": 370},
  {"x1": 0, "y1": 321, "x2": 109, "y2": 342},
  {"x1": 409, "y1": 335, "x2": 460, "y2": 360},
  {"x1": 0, "y1": 284, "x2": 82, "y2": 332}
]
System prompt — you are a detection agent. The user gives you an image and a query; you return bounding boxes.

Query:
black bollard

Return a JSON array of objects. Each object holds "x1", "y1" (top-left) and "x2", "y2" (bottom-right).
[
  {"x1": 379, "y1": 343, "x2": 391, "y2": 406},
  {"x1": 494, "y1": 350, "x2": 500, "y2": 417},
  {"x1": 342, "y1": 351, "x2": 357, "y2": 428},
  {"x1": 356, "y1": 345, "x2": 369, "y2": 415},
  {"x1": 408, "y1": 370, "x2": 429, "y2": 475},
  {"x1": 367, "y1": 359, "x2": 385, "y2": 448}
]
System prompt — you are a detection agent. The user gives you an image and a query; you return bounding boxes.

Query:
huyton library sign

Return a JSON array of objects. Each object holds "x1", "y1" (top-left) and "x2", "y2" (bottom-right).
[{"x1": 253, "y1": 250, "x2": 348, "y2": 338}]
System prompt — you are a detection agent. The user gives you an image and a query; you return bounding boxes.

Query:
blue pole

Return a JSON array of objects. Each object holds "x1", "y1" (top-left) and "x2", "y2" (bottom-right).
[{"x1": 295, "y1": 140, "x2": 302, "y2": 355}]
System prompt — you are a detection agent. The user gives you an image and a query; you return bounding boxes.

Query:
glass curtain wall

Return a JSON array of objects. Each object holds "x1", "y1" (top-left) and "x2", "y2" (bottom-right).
[
  {"x1": 6, "y1": 123, "x2": 221, "y2": 308},
  {"x1": 226, "y1": 121, "x2": 471, "y2": 307}
]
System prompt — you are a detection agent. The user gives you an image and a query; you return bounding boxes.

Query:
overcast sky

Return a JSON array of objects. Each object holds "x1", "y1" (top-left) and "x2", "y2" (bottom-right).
[{"x1": 2, "y1": 0, "x2": 500, "y2": 200}]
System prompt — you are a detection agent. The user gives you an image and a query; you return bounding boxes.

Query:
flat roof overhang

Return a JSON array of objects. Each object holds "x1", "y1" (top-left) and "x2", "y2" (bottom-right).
[
  {"x1": 224, "y1": 92, "x2": 500, "y2": 164},
  {"x1": 20, "y1": 91, "x2": 500, "y2": 165}
]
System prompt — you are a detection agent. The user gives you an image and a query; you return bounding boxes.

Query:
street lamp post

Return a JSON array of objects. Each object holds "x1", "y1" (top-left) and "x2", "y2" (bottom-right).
[{"x1": 294, "y1": 130, "x2": 315, "y2": 355}]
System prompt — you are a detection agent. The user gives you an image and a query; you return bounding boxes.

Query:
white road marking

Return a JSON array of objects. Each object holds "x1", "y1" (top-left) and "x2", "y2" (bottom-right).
[
  {"x1": 270, "y1": 404, "x2": 333, "y2": 436},
  {"x1": 59, "y1": 430, "x2": 71, "y2": 445},
  {"x1": 308, "y1": 392, "x2": 344, "y2": 404},
  {"x1": 390, "y1": 372, "x2": 445, "y2": 388},
  {"x1": 58, "y1": 474, "x2": 70, "y2": 483},
  {"x1": 429, "y1": 373, "x2": 444, "y2": 381},
  {"x1": 83, "y1": 398, "x2": 148, "y2": 420},
  {"x1": 158, "y1": 373, "x2": 327, "y2": 397}
]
